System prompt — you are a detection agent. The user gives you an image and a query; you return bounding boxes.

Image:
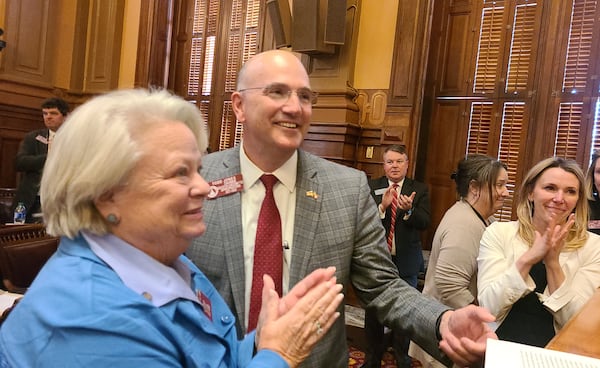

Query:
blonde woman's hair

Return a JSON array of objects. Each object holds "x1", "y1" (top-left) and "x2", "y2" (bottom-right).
[
  {"x1": 40, "y1": 89, "x2": 208, "y2": 239},
  {"x1": 516, "y1": 157, "x2": 588, "y2": 250}
]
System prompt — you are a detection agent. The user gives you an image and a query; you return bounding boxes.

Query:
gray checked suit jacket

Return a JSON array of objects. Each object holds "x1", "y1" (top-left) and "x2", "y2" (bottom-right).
[{"x1": 187, "y1": 146, "x2": 450, "y2": 367}]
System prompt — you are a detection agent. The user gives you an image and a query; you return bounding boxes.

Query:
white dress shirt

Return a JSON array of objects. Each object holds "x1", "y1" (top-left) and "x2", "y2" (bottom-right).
[{"x1": 239, "y1": 146, "x2": 297, "y2": 329}]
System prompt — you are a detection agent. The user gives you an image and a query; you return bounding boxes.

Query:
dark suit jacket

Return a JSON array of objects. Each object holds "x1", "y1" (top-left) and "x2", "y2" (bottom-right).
[
  {"x1": 369, "y1": 176, "x2": 431, "y2": 278},
  {"x1": 187, "y1": 146, "x2": 450, "y2": 367},
  {"x1": 12, "y1": 129, "x2": 48, "y2": 218}
]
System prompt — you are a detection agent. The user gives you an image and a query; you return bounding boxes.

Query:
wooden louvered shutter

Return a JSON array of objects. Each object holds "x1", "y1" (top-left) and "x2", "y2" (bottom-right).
[
  {"x1": 473, "y1": 3, "x2": 505, "y2": 95},
  {"x1": 556, "y1": 0, "x2": 600, "y2": 163},
  {"x1": 505, "y1": 2, "x2": 537, "y2": 94},
  {"x1": 467, "y1": 102, "x2": 494, "y2": 154},
  {"x1": 467, "y1": 1, "x2": 539, "y2": 220},
  {"x1": 562, "y1": 0, "x2": 596, "y2": 94},
  {"x1": 186, "y1": 0, "x2": 265, "y2": 152},
  {"x1": 555, "y1": 103, "x2": 583, "y2": 159},
  {"x1": 217, "y1": 0, "x2": 263, "y2": 150},
  {"x1": 497, "y1": 102, "x2": 526, "y2": 220},
  {"x1": 187, "y1": 0, "x2": 219, "y2": 144}
]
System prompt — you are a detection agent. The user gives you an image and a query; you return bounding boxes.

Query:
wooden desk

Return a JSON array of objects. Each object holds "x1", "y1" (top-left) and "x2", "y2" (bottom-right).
[{"x1": 546, "y1": 288, "x2": 600, "y2": 359}]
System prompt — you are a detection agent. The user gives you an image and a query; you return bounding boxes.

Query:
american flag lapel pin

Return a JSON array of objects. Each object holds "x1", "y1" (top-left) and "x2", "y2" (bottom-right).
[{"x1": 306, "y1": 190, "x2": 319, "y2": 199}]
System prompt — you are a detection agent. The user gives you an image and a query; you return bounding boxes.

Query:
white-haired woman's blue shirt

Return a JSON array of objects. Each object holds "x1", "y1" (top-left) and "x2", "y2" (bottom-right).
[{"x1": 0, "y1": 231, "x2": 287, "y2": 368}]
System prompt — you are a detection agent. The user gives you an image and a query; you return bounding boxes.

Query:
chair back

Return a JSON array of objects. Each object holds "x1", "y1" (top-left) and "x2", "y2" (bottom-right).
[
  {"x1": 0, "y1": 188, "x2": 16, "y2": 224},
  {"x1": 0, "y1": 224, "x2": 59, "y2": 293}
]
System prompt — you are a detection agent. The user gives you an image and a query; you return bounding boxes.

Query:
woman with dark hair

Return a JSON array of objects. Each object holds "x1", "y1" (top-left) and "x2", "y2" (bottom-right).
[
  {"x1": 409, "y1": 154, "x2": 508, "y2": 368},
  {"x1": 585, "y1": 150, "x2": 600, "y2": 234},
  {"x1": 478, "y1": 157, "x2": 600, "y2": 347}
]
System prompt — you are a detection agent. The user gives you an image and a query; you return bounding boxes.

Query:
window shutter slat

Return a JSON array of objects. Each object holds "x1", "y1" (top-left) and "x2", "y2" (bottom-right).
[
  {"x1": 497, "y1": 102, "x2": 525, "y2": 221},
  {"x1": 467, "y1": 102, "x2": 494, "y2": 153},
  {"x1": 474, "y1": 5, "x2": 505, "y2": 94},
  {"x1": 506, "y1": 2, "x2": 537, "y2": 93},
  {"x1": 555, "y1": 102, "x2": 583, "y2": 160},
  {"x1": 562, "y1": 0, "x2": 597, "y2": 93}
]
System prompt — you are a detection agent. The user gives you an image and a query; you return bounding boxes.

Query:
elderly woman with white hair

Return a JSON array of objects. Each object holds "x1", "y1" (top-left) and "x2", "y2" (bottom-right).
[{"x1": 0, "y1": 89, "x2": 343, "y2": 368}]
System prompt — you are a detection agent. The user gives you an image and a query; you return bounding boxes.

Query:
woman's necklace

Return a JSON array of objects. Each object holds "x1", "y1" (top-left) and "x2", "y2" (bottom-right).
[{"x1": 465, "y1": 200, "x2": 489, "y2": 227}]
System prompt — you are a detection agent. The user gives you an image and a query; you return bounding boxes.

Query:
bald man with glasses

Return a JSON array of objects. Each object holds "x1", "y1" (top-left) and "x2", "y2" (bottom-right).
[{"x1": 187, "y1": 49, "x2": 496, "y2": 368}]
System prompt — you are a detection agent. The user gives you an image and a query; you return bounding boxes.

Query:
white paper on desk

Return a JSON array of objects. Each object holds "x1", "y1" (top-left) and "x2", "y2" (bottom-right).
[
  {"x1": 0, "y1": 292, "x2": 22, "y2": 312},
  {"x1": 485, "y1": 338, "x2": 600, "y2": 368}
]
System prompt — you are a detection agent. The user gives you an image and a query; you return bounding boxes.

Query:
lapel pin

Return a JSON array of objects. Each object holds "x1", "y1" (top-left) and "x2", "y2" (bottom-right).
[{"x1": 306, "y1": 190, "x2": 319, "y2": 199}]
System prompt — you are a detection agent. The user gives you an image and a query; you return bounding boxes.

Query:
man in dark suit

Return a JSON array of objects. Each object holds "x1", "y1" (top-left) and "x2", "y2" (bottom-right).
[
  {"x1": 13, "y1": 97, "x2": 69, "y2": 222},
  {"x1": 187, "y1": 49, "x2": 495, "y2": 368},
  {"x1": 363, "y1": 144, "x2": 430, "y2": 368}
]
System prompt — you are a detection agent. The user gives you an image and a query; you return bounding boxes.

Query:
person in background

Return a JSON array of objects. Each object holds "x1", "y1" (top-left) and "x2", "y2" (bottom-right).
[
  {"x1": 410, "y1": 154, "x2": 509, "y2": 368},
  {"x1": 585, "y1": 149, "x2": 600, "y2": 234},
  {"x1": 0, "y1": 89, "x2": 344, "y2": 368},
  {"x1": 12, "y1": 97, "x2": 69, "y2": 222},
  {"x1": 478, "y1": 157, "x2": 600, "y2": 347},
  {"x1": 363, "y1": 144, "x2": 431, "y2": 368},
  {"x1": 187, "y1": 49, "x2": 497, "y2": 368}
]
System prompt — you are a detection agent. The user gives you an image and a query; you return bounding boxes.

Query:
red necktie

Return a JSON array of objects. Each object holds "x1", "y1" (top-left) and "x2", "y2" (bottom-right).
[
  {"x1": 248, "y1": 174, "x2": 283, "y2": 331},
  {"x1": 386, "y1": 184, "x2": 399, "y2": 252}
]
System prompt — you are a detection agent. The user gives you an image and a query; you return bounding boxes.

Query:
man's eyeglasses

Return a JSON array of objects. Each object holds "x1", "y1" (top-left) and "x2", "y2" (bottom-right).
[{"x1": 238, "y1": 83, "x2": 319, "y2": 106}]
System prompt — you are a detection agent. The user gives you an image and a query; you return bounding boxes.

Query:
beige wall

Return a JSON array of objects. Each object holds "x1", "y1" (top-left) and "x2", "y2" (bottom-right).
[
  {"x1": 119, "y1": 0, "x2": 141, "y2": 88},
  {"x1": 0, "y1": 0, "x2": 4, "y2": 27},
  {"x1": 55, "y1": 0, "x2": 77, "y2": 89},
  {"x1": 354, "y1": 0, "x2": 398, "y2": 89}
]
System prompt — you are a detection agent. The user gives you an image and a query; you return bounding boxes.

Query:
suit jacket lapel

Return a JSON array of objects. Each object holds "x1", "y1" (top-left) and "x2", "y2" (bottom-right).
[
  {"x1": 401, "y1": 177, "x2": 414, "y2": 196},
  {"x1": 290, "y1": 151, "x2": 322, "y2": 286},
  {"x1": 215, "y1": 147, "x2": 247, "y2": 326}
]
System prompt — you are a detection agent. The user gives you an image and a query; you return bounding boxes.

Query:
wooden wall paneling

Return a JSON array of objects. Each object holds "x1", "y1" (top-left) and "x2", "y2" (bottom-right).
[
  {"x1": 1, "y1": 0, "x2": 57, "y2": 87},
  {"x1": 302, "y1": 122, "x2": 360, "y2": 167},
  {"x1": 68, "y1": 1, "x2": 91, "y2": 93},
  {"x1": 145, "y1": 0, "x2": 175, "y2": 89},
  {"x1": 436, "y1": 2, "x2": 474, "y2": 96},
  {"x1": 355, "y1": 126, "x2": 383, "y2": 179},
  {"x1": 415, "y1": 0, "x2": 445, "y2": 180},
  {"x1": 386, "y1": 0, "x2": 433, "y2": 183},
  {"x1": 0, "y1": 137, "x2": 22, "y2": 188},
  {"x1": 418, "y1": 1, "x2": 475, "y2": 249},
  {"x1": 388, "y1": 0, "x2": 428, "y2": 105},
  {"x1": 422, "y1": 99, "x2": 469, "y2": 249},
  {"x1": 0, "y1": 104, "x2": 43, "y2": 188},
  {"x1": 134, "y1": 0, "x2": 155, "y2": 88},
  {"x1": 166, "y1": 0, "x2": 194, "y2": 95},
  {"x1": 304, "y1": 1, "x2": 361, "y2": 166},
  {"x1": 381, "y1": 106, "x2": 410, "y2": 145},
  {"x1": 83, "y1": 0, "x2": 125, "y2": 93}
]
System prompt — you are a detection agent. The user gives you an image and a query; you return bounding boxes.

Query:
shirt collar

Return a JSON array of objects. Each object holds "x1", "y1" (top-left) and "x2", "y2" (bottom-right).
[
  {"x1": 389, "y1": 178, "x2": 405, "y2": 190},
  {"x1": 240, "y1": 144, "x2": 297, "y2": 192},
  {"x1": 82, "y1": 231, "x2": 198, "y2": 307}
]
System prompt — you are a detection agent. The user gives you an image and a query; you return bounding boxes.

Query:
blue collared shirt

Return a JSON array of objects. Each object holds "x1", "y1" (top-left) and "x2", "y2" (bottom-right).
[{"x1": 0, "y1": 233, "x2": 288, "y2": 368}]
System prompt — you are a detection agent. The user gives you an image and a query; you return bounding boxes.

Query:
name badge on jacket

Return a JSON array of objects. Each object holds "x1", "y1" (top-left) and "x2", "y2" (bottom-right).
[
  {"x1": 374, "y1": 188, "x2": 386, "y2": 196},
  {"x1": 207, "y1": 174, "x2": 243, "y2": 199},
  {"x1": 35, "y1": 135, "x2": 49, "y2": 145}
]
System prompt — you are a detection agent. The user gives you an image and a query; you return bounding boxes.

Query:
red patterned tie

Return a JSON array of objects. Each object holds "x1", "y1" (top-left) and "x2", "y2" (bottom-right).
[
  {"x1": 386, "y1": 184, "x2": 399, "y2": 252},
  {"x1": 248, "y1": 174, "x2": 283, "y2": 331}
]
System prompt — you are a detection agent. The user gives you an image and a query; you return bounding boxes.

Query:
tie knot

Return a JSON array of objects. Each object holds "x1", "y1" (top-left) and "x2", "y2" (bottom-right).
[
  {"x1": 392, "y1": 183, "x2": 399, "y2": 189},
  {"x1": 260, "y1": 174, "x2": 278, "y2": 190}
]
